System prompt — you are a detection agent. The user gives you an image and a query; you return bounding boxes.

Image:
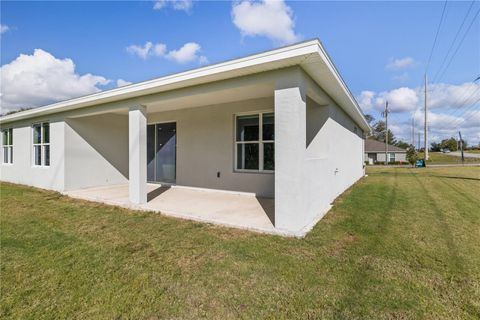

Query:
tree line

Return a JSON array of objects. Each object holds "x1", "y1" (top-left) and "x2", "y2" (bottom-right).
[
  {"x1": 364, "y1": 114, "x2": 410, "y2": 149},
  {"x1": 365, "y1": 114, "x2": 468, "y2": 151}
]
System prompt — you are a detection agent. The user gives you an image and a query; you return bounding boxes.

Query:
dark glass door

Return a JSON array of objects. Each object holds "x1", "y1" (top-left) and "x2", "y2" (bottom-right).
[
  {"x1": 147, "y1": 124, "x2": 156, "y2": 182},
  {"x1": 147, "y1": 122, "x2": 176, "y2": 183}
]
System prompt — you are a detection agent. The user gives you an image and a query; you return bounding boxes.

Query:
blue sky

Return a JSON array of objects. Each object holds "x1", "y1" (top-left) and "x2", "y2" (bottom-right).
[{"x1": 1, "y1": 1, "x2": 479, "y2": 144}]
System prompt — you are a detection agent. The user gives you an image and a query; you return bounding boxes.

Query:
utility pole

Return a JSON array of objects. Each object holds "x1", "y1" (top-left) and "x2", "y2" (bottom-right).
[
  {"x1": 459, "y1": 131, "x2": 464, "y2": 163},
  {"x1": 424, "y1": 73, "x2": 429, "y2": 160},
  {"x1": 418, "y1": 132, "x2": 420, "y2": 150},
  {"x1": 383, "y1": 101, "x2": 389, "y2": 165},
  {"x1": 411, "y1": 116, "x2": 415, "y2": 147}
]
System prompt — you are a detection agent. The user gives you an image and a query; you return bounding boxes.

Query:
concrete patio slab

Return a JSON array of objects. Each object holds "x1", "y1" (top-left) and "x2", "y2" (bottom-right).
[{"x1": 64, "y1": 184, "x2": 279, "y2": 235}]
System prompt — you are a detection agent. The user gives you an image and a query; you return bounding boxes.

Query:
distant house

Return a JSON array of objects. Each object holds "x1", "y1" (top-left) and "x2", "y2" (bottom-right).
[{"x1": 365, "y1": 139, "x2": 406, "y2": 164}]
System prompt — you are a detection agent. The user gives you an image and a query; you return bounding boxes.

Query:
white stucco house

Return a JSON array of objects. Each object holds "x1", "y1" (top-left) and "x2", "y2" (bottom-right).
[{"x1": 0, "y1": 39, "x2": 370, "y2": 236}]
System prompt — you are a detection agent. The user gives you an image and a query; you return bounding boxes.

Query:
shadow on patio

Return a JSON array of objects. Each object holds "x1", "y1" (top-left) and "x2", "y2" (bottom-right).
[{"x1": 65, "y1": 183, "x2": 276, "y2": 234}]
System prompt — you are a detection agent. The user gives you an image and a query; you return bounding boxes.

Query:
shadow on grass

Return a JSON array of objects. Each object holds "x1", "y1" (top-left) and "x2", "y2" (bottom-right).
[{"x1": 434, "y1": 176, "x2": 480, "y2": 181}]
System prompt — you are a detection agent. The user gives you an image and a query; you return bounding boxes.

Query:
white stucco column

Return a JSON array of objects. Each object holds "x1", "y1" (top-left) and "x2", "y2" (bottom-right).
[
  {"x1": 129, "y1": 105, "x2": 147, "y2": 204},
  {"x1": 274, "y1": 69, "x2": 307, "y2": 232}
]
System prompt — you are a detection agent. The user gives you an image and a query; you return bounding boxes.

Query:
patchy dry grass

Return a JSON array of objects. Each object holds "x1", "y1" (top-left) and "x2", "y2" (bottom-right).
[{"x1": 1, "y1": 166, "x2": 479, "y2": 319}]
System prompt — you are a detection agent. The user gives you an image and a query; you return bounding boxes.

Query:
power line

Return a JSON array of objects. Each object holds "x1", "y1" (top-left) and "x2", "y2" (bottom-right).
[
  {"x1": 441, "y1": 100, "x2": 480, "y2": 131},
  {"x1": 432, "y1": 1, "x2": 476, "y2": 83},
  {"x1": 439, "y1": 76, "x2": 480, "y2": 119},
  {"x1": 445, "y1": 87, "x2": 479, "y2": 119},
  {"x1": 426, "y1": 0, "x2": 449, "y2": 73},
  {"x1": 434, "y1": 5, "x2": 480, "y2": 83},
  {"x1": 433, "y1": 94, "x2": 479, "y2": 128},
  {"x1": 443, "y1": 98, "x2": 480, "y2": 128},
  {"x1": 447, "y1": 109, "x2": 479, "y2": 132}
]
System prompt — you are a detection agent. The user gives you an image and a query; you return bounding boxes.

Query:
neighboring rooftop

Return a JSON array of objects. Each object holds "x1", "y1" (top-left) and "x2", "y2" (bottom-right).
[
  {"x1": 0, "y1": 39, "x2": 370, "y2": 132},
  {"x1": 365, "y1": 139, "x2": 407, "y2": 152}
]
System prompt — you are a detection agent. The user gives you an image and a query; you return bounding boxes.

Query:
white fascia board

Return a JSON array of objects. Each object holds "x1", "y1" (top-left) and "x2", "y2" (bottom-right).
[
  {"x1": 304, "y1": 43, "x2": 371, "y2": 132},
  {"x1": 0, "y1": 39, "x2": 371, "y2": 133},
  {"x1": 0, "y1": 40, "x2": 318, "y2": 124}
]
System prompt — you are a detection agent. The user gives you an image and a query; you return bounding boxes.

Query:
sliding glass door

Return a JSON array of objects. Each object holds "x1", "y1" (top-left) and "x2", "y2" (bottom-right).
[{"x1": 147, "y1": 122, "x2": 176, "y2": 184}]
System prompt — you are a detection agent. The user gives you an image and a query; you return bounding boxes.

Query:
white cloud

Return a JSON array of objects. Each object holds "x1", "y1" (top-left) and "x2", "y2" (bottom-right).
[
  {"x1": 376, "y1": 87, "x2": 419, "y2": 113},
  {"x1": 153, "y1": 0, "x2": 194, "y2": 12},
  {"x1": 412, "y1": 110, "x2": 480, "y2": 144},
  {"x1": 375, "y1": 109, "x2": 480, "y2": 146},
  {"x1": 0, "y1": 49, "x2": 109, "y2": 112},
  {"x1": 126, "y1": 42, "x2": 153, "y2": 60},
  {"x1": 116, "y1": 79, "x2": 132, "y2": 87},
  {"x1": 427, "y1": 82, "x2": 480, "y2": 110},
  {"x1": 166, "y1": 42, "x2": 200, "y2": 63},
  {"x1": 386, "y1": 57, "x2": 417, "y2": 70},
  {"x1": 126, "y1": 41, "x2": 206, "y2": 64},
  {"x1": 153, "y1": 43, "x2": 167, "y2": 56},
  {"x1": 357, "y1": 91, "x2": 375, "y2": 111},
  {"x1": 357, "y1": 81, "x2": 480, "y2": 114},
  {"x1": 358, "y1": 82, "x2": 480, "y2": 144},
  {"x1": 0, "y1": 24, "x2": 9, "y2": 34},
  {"x1": 231, "y1": 0, "x2": 300, "y2": 45},
  {"x1": 357, "y1": 87, "x2": 419, "y2": 113}
]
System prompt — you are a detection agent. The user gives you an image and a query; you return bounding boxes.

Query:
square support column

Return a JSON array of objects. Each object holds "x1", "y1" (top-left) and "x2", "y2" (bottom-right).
[
  {"x1": 274, "y1": 69, "x2": 307, "y2": 232},
  {"x1": 129, "y1": 105, "x2": 147, "y2": 204}
]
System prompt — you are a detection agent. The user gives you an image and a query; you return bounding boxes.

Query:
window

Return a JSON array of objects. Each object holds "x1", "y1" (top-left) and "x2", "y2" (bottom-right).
[
  {"x1": 2, "y1": 128, "x2": 13, "y2": 164},
  {"x1": 32, "y1": 122, "x2": 50, "y2": 166},
  {"x1": 235, "y1": 112, "x2": 274, "y2": 171},
  {"x1": 389, "y1": 152, "x2": 395, "y2": 163}
]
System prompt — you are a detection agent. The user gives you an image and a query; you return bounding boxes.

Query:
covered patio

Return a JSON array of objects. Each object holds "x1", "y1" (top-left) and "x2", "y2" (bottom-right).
[
  {"x1": 1, "y1": 40, "x2": 370, "y2": 237},
  {"x1": 64, "y1": 183, "x2": 278, "y2": 235},
  {"x1": 57, "y1": 42, "x2": 360, "y2": 236},
  {"x1": 61, "y1": 66, "x2": 336, "y2": 236}
]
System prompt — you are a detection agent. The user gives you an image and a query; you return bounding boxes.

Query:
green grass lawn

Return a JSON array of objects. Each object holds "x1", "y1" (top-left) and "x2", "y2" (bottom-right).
[
  {"x1": 419, "y1": 152, "x2": 480, "y2": 164},
  {"x1": 1, "y1": 167, "x2": 480, "y2": 319}
]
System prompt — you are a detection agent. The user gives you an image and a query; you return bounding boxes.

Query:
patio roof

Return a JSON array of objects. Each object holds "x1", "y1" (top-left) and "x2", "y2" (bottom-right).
[{"x1": 0, "y1": 39, "x2": 370, "y2": 132}]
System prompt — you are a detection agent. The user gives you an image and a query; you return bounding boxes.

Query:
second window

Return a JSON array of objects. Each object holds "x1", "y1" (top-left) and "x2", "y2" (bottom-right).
[
  {"x1": 235, "y1": 112, "x2": 274, "y2": 171},
  {"x1": 32, "y1": 122, "x2": 50, "y2": 166}
]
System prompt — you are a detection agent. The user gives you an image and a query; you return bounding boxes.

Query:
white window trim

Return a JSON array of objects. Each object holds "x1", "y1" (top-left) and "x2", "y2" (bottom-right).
[
  {"x1": 2, "y1": 128, "x2": 13, "y2": 165},
  {"x1": 234, "y1": 110, "x2": 274, "y2": 173},
  {"x1": 32, "y1": 122, "x2": 50, "y2": 167},
  {"x1": 389, "y1": 152, "x2": 396, "y2": 163}
]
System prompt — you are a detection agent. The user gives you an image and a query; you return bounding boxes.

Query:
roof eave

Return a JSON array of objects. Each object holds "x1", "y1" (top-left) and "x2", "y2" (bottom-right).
[{"x1": 0, "y1": 39, "x2": 371, "y2": 133}]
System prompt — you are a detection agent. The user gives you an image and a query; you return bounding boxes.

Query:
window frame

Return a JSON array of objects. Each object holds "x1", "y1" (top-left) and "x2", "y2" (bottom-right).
[
  {"x1": 2, "y1": 128, "x2": 13, "y2": 165},
  {"x1": 388, "y1": 152, "x2": 396, "y2": 163},
  {"x1": 234, "y1": 111, "x2": 274, "y2": 173},
  {"x1": 32, "y1": 122, "x2": 50, "y2": 167}
]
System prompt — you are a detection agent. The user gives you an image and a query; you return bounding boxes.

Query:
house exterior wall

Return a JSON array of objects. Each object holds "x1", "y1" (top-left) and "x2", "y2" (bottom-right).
[
  {"x1": 64, "y1": 113, "x2": 129, "y2": 191},
  {"x1": 274, "y1": 69, "x2": 365, "y2": 234},
  {"x1": 301, "y1": 97, "x2": 365, "y2": 230},
  {"x1": 0, "y1": 118, "x2": 65, "y2": 191},
  {"x1": 0, "y1": 113, "x2": 130, "y2": 192},
  {"x1": 148, "y1": 97, "x2": 274, "y2": 197},
  {"x1": 365, "y1": 152, "x2": 407, "y2": 163}
]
